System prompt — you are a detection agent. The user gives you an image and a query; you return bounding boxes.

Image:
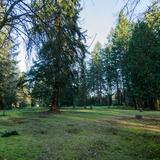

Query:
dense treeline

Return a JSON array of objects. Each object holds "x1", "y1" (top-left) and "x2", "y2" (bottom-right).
[
  {"x1": 87, "y1": 3, "x2": 160, "y2": 110},
  {"x1": 0, "y1": 0, "x2": 160, "y2": 111}
]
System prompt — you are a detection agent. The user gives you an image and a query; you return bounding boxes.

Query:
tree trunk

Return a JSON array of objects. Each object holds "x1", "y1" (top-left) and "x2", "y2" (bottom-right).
[
  {"x1": 106, "y1": 80, "x2": 112, "y2": 106},
  {"x1": 132, "y1": 96, "x2": 137, "y2": 109},
  {"x1": 108, "y1": 94, "x2": 112, "y2": 106},
  {"x1": 149, "y1": 98, "x2": 157, "y2": 110},
  {"x1": 51, "y1": 84, "x2": 60, "y2": 113},
  {"x1": 116, "y1": 80, "x2": 120, "y2": 105}
]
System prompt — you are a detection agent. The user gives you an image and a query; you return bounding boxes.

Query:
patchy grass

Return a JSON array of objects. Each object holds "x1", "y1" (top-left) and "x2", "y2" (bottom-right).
[{"x1": 0, "y1": 107, "x2": 160, "y2": 160}]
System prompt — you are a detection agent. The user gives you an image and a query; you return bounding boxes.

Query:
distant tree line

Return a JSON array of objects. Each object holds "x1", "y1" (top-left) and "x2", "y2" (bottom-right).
[
  {"x1": 0, "y1": 0, "x2": 160, "y2": 111},
  {"x1": 87, "y1": 2, "x2": 160, "y2": 110}
]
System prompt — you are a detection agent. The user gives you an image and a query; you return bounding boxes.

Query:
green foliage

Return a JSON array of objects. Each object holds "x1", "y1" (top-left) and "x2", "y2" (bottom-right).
[
  {"x1": 107, "y1": 11, "x2": 132, "y2": 105},
  {"x1": 0, "y1": 5, "x2": 30, "y2": 109},
  {"x1": 16, "y1": 73, "x2": 31, "y2": 108},
  {"x1": 86, "y1": 4, "x2": 160, "y2": 110},
  {"x1": 1, "y1": 130, "x2": 19, "y2": 137},
  {"x1": 88, "y1": 42, "x2": 105, "y2": 105},
  {"x1": 87, "y1": 12, "x2": 132, "y2": 106},
  {"x1": 0, "y1": 27, "x2": 18, "y2": 109},
  {"x1": 126, "y1": 3, "x2": 160, "y2": 109},
  {"x1": 0, "y1": 1, "x2": 160, "y2": 111},
  {"x1": 29, "y1": 0, "x2": 87, "y2": 108}
]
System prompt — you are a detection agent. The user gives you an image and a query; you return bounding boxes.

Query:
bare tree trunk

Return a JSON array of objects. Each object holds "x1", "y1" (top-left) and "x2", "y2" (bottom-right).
[
  {"x1": 149, "y1": 98, "x2": 157, "y2": 110},
  {"x1": 108, "y1": 82, "x2": 112, "y2": 106},
  {"x1": 131, "y1": 96, "x2": 136, "y2": 109},
  {"x1": 51, "y1": 83, "x2": 60, "y2": 112},
  {"x1": 116, "y1": 80, "x2": 120, "y2": 105}
]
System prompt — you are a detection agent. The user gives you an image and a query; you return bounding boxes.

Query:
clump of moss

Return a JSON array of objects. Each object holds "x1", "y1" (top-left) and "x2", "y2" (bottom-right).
[{"x1": 1, "y1": 130, "x2": 19, "y2": 137}]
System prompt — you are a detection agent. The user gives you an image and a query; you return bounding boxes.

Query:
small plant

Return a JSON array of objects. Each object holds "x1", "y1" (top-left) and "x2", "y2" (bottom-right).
[{"x1": 1, "y1": 130, "x2": 19, "y2": 137}]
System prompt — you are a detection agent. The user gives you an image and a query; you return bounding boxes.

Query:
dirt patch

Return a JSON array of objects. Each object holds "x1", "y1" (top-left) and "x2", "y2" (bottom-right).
[
  {"x1": 118, "y1": 116, "x2": 160, "y2": 125},
  {"x1": 100, "y1": 116, "x2": 160, "y2": 133}
]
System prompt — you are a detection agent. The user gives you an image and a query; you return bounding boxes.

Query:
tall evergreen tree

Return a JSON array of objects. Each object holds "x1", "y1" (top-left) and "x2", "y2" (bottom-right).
[
  {"x1": 29, "y1": 0, "x2": 86, "y2": 111},
  {"x1": 126, "y1": 2, "x2": 160, "y2": 110},
  {"x1": 108, "y1": 11, "x2": 131, "y2": 105},
  {"x1": 88, "y1": 42, "x2": 104, "y2": 105},
  {"x1": 0, "y1": 33, "x2": 18, "y2": 110}
]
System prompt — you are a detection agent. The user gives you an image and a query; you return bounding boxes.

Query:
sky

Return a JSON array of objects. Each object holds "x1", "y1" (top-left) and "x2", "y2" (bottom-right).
[
  {"x1": 18, "y1": 0, "x2": 151, "y2": 72},
  {"x1": 80, "y1": 0, "x2": 123, "y2": 49},
  {"x1": 80, "y1": 0, "x2": 151, "y2": 49}
]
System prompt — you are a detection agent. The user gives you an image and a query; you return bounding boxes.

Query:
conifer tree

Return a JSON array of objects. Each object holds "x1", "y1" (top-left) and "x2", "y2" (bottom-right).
[{"x1": 29, "y1": 0, "x2": 86, "y2": 111}]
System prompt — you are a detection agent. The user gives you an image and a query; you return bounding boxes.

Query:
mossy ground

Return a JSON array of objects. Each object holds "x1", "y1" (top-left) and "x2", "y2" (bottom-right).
[{"x1": 0, "y1": 107, "x2": 160, "y2": 160}]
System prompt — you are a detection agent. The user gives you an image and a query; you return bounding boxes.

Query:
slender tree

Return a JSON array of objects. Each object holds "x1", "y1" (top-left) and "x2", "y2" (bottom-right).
[{"x1": 88, "y1": 42, "x2": 105, "y2": 105}]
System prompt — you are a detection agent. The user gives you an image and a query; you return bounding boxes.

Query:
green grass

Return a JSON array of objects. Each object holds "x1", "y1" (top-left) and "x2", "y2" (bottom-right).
[{"x1": 0, "y1": 107, "x2": 160, "y2": 160}]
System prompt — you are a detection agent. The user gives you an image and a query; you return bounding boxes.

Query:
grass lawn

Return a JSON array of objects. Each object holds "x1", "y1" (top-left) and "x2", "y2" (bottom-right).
[{"x1": 0, "y1": 107, "x2": 160, "y2": 160}]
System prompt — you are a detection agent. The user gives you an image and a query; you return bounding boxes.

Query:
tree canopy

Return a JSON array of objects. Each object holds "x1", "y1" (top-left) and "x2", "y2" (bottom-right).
[{"x1": 0, "y1": 0, "x2": 160, "y2": 111}]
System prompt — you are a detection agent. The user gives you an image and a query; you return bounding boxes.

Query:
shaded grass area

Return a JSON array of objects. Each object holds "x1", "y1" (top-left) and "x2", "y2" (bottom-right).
[{"x1": 0, "y1": 107, "x2": 160, "y2": 160}]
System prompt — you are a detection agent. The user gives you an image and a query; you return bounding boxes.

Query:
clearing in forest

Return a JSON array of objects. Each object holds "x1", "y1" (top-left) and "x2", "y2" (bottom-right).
[{"x1": 0, "y1": 107, "x2": 160, "y2": 160}]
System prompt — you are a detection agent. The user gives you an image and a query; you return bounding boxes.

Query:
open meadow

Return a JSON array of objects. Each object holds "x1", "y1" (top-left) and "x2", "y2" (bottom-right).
[
  {"x1": 1, "y1": 1, "x2": 160, "y2": 160},
  {"x1": 0, "y1": 107, "x2": 160, "y2": 160}
]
